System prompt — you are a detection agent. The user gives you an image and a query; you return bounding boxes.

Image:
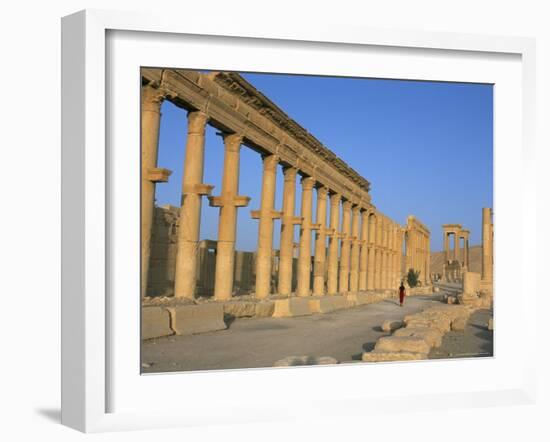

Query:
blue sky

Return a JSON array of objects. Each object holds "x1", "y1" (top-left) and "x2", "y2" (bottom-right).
[{"x1": 155, "y1": 72, "x2": 493, "y2": 252}]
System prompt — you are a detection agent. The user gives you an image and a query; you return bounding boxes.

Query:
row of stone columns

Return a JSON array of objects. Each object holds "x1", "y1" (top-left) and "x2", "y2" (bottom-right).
[
  {"x1": 141, "y1": 83, "x2": 406, "y2": 301},
  {"x1": 406, "y1": 227, "x2": 430, "y2": 285}
]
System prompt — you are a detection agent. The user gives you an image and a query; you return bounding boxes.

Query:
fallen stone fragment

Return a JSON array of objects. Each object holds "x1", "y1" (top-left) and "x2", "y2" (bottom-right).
[
  {"x1": 142, "y1": 306, "x2": 174, "y2": 340},
  {"x1": 223, "y1": 301, "x2": 256, "y2": 318},
  {"x1": 166, "y1": 304, "x2": 227, "y2": 336},
  {"x1": 274, "y1": 355, "x2": 339, "y2": 367},
  {"x1": 362, "y1": 351, "x2": 427, "y2": 362},
  {"x1": 451, "y1": 317, "x2": 467, "y2": 331},
  {"x1": 255, "y1": 301, "x2": 275, "y2": 318},
  {"x1": 382, "y1": 319, "x2": 404, "y2": 332},
  {"x1": 375, "y1": 336, "x2": 431, "y2": 354},
  {"x1": 393, "y1": 326, "x2": 443, "y2": 348}
]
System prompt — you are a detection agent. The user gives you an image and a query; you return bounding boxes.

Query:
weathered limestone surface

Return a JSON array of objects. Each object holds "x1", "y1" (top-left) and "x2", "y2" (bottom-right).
[
  {"x1": 488, "y1": 318, "x2": 494, "y2": 330},
  {"x1": 309, "y1": 295, "x2": 348, "y2": 313},
  {"x1": 451, "y1": 317, "x2": 467, "y2": 331},
  {"x1": 375, "y1": 336, "x2": 431, "y2": 354},
  {"x1": 255, "y1": 301, "x2": 276, "y2": 318},
  {"x1": 142, "y1": 306, "x2": 173, "y2": 340},
  {"x1": 272, "y1": 298, "x2": 312, "y2": 318},
  {"x1": 462, "y1": 271, "x2": 481, "y2": 295},
  {"x1": 381, "y1": 319, "x2": 404, "y2": 332},
  {"x1": 166, "y1": 304, "x2": 227, "y2": 335},
  {"x1": 223, "y1": 301, "x2": 257, "y2": 318},
  {"x1": 362, "y1": 351, "x2": 427, "y2": 362},
  {"x1": 274, "y1": 356, "x2": 338, "y2": 367},
  {"x1": 393, "y1": 326, "x2": 443, "y2": 348}
]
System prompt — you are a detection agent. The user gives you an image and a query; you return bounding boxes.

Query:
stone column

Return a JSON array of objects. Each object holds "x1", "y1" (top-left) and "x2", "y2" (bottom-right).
[
  {"x1": 141, "y1": 84, "x2": 171, "y2": 298},
  {"x1": 465, "y1": 238, "x2": 469, "y2": 269},
  {"x1": 208, "y1": 134, "x2": 250, "y2": 301},
  {"x1": 426, "y1": 236, "x2": 431, "y2": 284},
  {"x1": 338, "y1": 200, "x2": 352, "y2": 293},
  {"x1": 278, "y1": 167, "x2": 301, "y2": 296},
  {"x1": 380, "y1": 220, "x2": 387, "y2": 289},
  {"x1": 482, "y1": 207, "x2": 493, "y2": 283},
  {"x1": 349, "y1": 205, "x2": 361, "y2": 293},
  {"x1": 390, "y1": 225, "x2": 396, "y2": 288},
  {"x1": 253, "y1": 155, "x2": 281, "y2": 299},
  {"x1": 405, "y1": 231, "x2": 412, "y2": 274},
  {"x1": 296, "y1": 177, "x2": 318, "y2": 297},
  {"x1": 367, "y1": 214, "x2": 376, "y2": 290},
  {"x1": 327, "y1": 193, "x2": 341, "y2": 295},
  {"x1": 444, "y1": 232, "x2": 449, "y2": 261},
  {"x1": 454, "y1": 233, "x2": 459, "y2": 261},
  {"x1": 174, "y1": 111, "x2": 213, "y2": 299},
  {"x1": 359, "y1": 209, "x2": 369, "y2": 291},
  {"x1": 374, "y1": 217, "x2": 383, "y2": 289},
  {"x1": 313, "y1": 186, "x2": 329, "y2": 295}
]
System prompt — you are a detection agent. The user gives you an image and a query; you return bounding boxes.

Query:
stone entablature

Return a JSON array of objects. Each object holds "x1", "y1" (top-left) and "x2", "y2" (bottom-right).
[{"x1": 142, "y1": 68, "x2": 371, "y2": 205}]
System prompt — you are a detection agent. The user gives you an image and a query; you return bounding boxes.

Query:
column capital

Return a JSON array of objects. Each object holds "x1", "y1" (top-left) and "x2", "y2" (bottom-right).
[
  {"x1": 187, "y1": 111, "x2": 209, "y2": 134},
  {"x1": 262, "y1": 154, "x2": 279, "y2": 172},
  {"x1": 301, "y1": 176, "x2": 315, "y2": 189},
  {"x1": 316, "y1": 185, "x2": 329, "y2": 197},
  {"x1": 351, "y1": 205, "x2": 361, "y2": 214},
  {"x1": 342, "y1": 200, "x2": 353, "y2": 210},
  {"x1": 282, "y1": 166, "x2": 299, "y2": 181},
  {"x1": 222, "y1": 133, "x2": 243, "y2": 152},
  {"x1": 141, "y1": 84, "x2": 165, "y2": 112},
  {"x1": 330, "y1": 193, "x2": 341, "y2": 206}
]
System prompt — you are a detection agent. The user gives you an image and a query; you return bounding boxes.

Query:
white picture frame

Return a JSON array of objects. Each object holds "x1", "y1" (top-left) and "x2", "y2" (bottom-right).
[{"x1": 61, "y1": 9, "x2": 537, "y2": 433}]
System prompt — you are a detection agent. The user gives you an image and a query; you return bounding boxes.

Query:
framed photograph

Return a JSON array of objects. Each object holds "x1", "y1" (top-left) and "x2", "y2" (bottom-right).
[{"x1": 61, "y1": 9, "x2": 537, "y2": 433}]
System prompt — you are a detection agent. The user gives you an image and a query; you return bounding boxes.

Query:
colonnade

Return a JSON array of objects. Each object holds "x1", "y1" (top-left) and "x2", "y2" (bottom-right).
[
  {"x1": 405, "y1": 216, "x2": 431, "y2": 285},
  {"x1": 141, "y1": 69, "x2": 429, "y2": 300},
  {"x1": 442, "y1": 224, "x2": 470, "y2": 268}
]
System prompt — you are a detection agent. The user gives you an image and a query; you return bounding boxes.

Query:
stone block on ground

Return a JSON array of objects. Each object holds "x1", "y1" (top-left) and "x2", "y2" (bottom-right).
[
  {"x1": 374, "y1": 336, "x2": 431, "y2": 354},
  {"x1": 142, "y1": 306, "x2": 173, "y2": 340},
  {"x1": 309, "y1": 295, "x2": 347, "y2": 314},
  {"x1": 462, "y1": 271, "x2": 481, "y2": 296},
  {"x1": 447, "y1": 295, "x2": 457, "y2": 304},
  {"x1": 166, "y1": 304, "x2": 227, "y2": 336},
  {"x1": 362, "y1": 351, "x2": 427, "y2": 362},
  {"x1": 346, "y1": 293, "x2": 371, "y2": 306},
  {"x1": 382, "y1": 319, "x2": 404, "y2": 332},
  {"x1": 488, "y1": 318, "x2": 494, "y2": 330},
  {"x1": 451, "y1": 317, "x2": 467, "y2": 331},
  {"x1": 272, "y1": 297, "x2": 312, "y2": 317},
  {"x1": 223, "y1": 301, "x2": 256, "y2": 318},
  {"x1": 274, "y1": 355, "x2": 339, "y2": 367},
  {"x1": 255, "y1": 301, "x2": 275, "y2": 318},
  {"x1": 393, "y1": 326, "x2": 443, "y2": 348}
]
